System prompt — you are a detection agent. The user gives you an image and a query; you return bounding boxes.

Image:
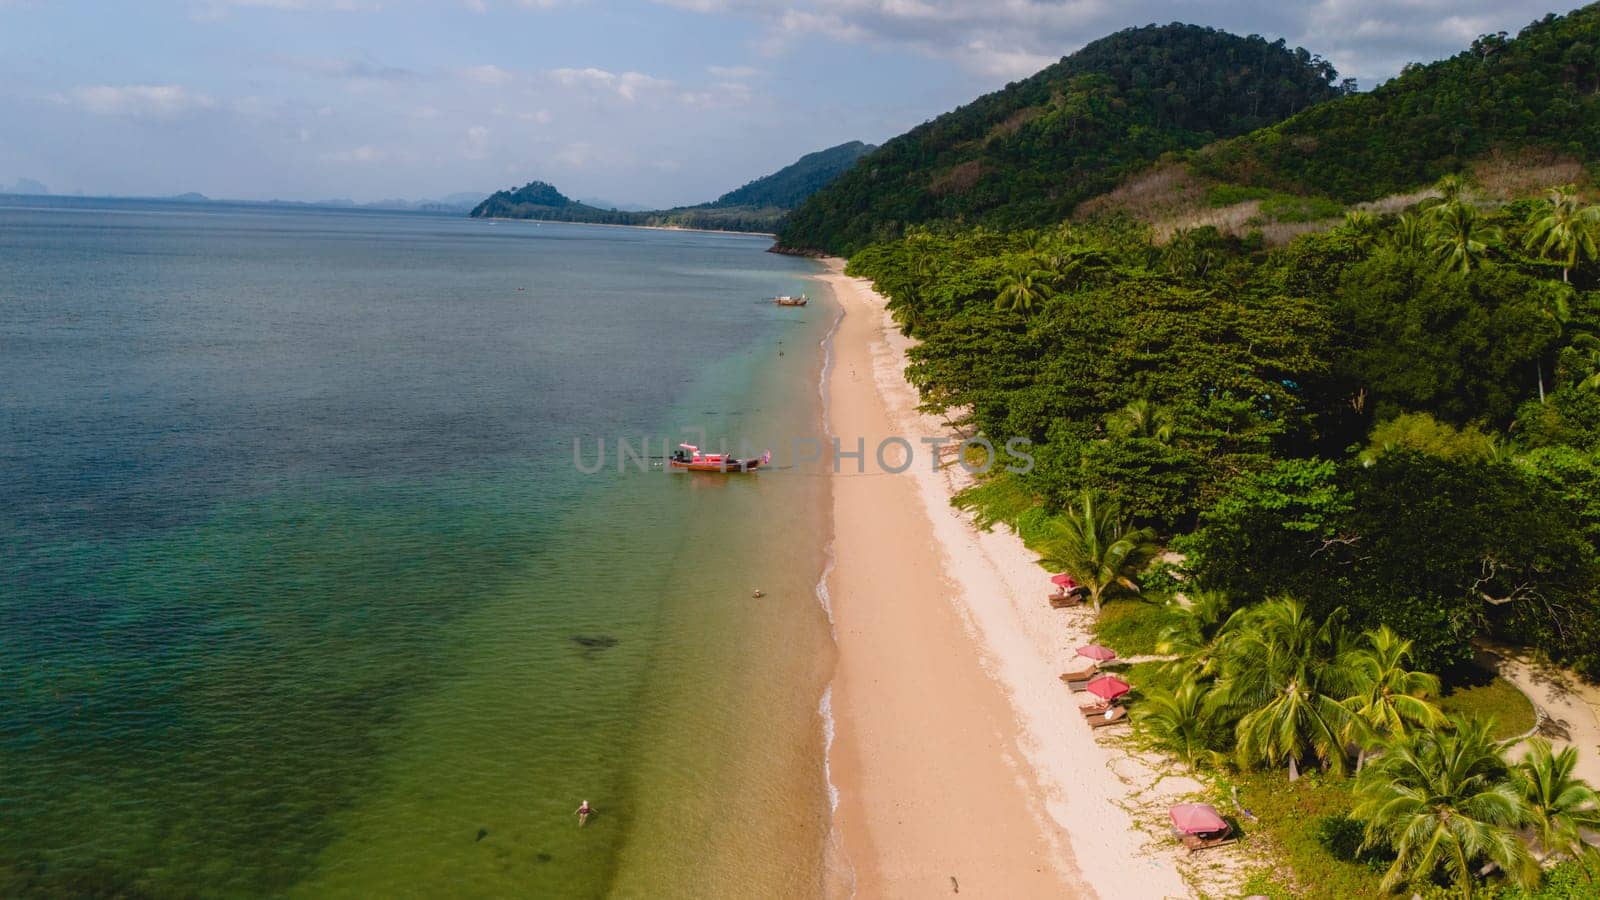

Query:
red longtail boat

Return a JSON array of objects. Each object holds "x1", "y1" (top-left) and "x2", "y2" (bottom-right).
[{"x1": 668, "y1": 443, "x2": 771, "y2": 473}]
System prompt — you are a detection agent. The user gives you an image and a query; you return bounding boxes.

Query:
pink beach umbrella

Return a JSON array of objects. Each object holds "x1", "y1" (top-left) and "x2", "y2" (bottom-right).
[
  {"x1": 1085, "y1": 674, "x2": 1130, "y2": 701},
  {"x1": 1076, "y1": 644, "x2": 1117, "y2": 662},
  {"x1": 1169, "y1": 803, "x2": 1228, "y2": 835},
  {"x1": 1051, "y1": 573, "x2": 1078, "y2": 588}
]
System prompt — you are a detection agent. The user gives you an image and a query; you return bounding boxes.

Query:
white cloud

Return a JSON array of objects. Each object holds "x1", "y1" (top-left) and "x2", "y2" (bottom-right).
[
  {"x1": 192, "y1": 0, "x2": 380, "y2": 18},
  {"x1": 60, "y1": 84, "x2": 216, "y2": 119},
  {"x1": 463, "y1": 125, "x2": 491, "y2": 159},
  {"x1": 651, "y1": 0, "x2": 1558, "y2": 83},
  {"x1": 279, "y1": 56, "x2": 416, "y2": 82},
  {"x1": 324, "y1": 144, "x2": 386, "y2": 162},
  {"x1": 707, "y1": 64, "x2": 762, "y2": 79},
  {"x1": 548, "y1": 67, "x2": 673, "y2": 101},
  {"x1": 462, "y1": 64, "x2": 516, "y2": 86},
  {"x1": 555, "y1": 141, "x2": 594, "y2": 167}
]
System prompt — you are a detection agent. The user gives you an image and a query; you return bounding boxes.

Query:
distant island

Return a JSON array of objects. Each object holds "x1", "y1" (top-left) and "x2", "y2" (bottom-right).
[{"x1": 469, "y1": 141, "x2": 875, "y2": 233}]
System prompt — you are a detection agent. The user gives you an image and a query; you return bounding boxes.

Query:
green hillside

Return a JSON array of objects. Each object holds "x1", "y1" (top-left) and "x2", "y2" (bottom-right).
[
  {"x1": 776, "y1": 24, "x2": 1345, "y2": 256},
  {"x1": 1191, "y1": 6, "x2": 1600, "y2": 202},
  {"x1": 707, "y1": 140, "x2": 874, "y2": 209},
  {"x1": 469, "y1": 141, "x2": 872, "y2": 232}
]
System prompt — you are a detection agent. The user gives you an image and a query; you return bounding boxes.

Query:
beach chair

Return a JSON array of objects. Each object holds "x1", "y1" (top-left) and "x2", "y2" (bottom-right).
[
  {"x1": 1080, "y1": 701, "x2": 1118, "y2": 718},
  {"x1": 1048, "y1": 592, "x2": 1082, "y2": 608},
  {"x1": 1058, "y1": 663, "x2": 1097, "y2": 684},
  {"x1": 1179, "y1": 829, "x2": 1237, "y2": 854},
  {"x1": 1088, "y1": 707, "x2": 1128, "y2": 728}
]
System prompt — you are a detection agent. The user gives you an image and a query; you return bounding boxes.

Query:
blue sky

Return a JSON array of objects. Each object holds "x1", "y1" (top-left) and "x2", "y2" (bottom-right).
[{"x1": 0, "y1": 1, "x2": 1573, "y2": 207}]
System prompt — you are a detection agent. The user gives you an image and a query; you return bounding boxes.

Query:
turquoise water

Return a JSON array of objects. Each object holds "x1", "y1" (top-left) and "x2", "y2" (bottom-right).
[{"x1": 0, "y1": 200, "x2": 836, "y2": 897}]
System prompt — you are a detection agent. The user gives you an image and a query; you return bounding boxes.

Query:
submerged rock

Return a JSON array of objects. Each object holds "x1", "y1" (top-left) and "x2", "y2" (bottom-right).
[{"x1": 571, "y1": 634, "x2": 619, "y2": 659}]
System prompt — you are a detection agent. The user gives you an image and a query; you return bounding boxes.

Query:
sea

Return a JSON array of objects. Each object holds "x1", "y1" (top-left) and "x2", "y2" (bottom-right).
[{"x1": 0, "y1": 197, "x2": 839, "y2": 897}]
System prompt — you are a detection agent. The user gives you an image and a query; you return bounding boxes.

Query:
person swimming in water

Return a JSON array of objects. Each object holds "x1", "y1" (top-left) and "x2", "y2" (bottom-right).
[{"x1": 575, "y1": 800, "x2": 593, "y2": 827}]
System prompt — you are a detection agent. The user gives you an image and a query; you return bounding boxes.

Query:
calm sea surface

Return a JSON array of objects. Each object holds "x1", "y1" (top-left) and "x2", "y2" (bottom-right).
[{"x1": 0, "y1": 199, "x2": 837, "y2": 897}]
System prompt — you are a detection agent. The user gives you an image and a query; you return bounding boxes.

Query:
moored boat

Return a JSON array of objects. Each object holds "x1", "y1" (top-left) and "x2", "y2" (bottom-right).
[
  {"x1": 668, "y1": 444, "x2": 771, "y2": 472},
  {"x1": 772, "y1": 294, "x2": 808, "y2": 307}
]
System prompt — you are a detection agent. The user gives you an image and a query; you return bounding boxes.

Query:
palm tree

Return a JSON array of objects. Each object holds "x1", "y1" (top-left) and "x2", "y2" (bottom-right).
[
  {"x1": 1211, "y1": 598, "x2": 1361, "y2": 780},
  {"x1": 1531, "y1": 281, "x2": 1572, "y2": 402},
  {"x1": 1571, "y1": 334, "x2": 1600, "y2": 392},
  {"x1": 1434, "y1": 173, "x2": 1469, "y2": 207},
  {"x1": 1352, "y1": 716, "x2": 1538, "y2": 897},
  {"x1": 1385, "y1": 213, "x2": 1428, "y2": 256},
  {"x1": 1137, "y1": 678, "x2": 1224, "y2": 769},
  {"x1": 1034, "y1": 492, "x2": 1157, "y2": 613},
  {"x1": 1107, "y1": 398, "x2": 1176, "y2": 443},
  {"x1": 1428, "y1": 202, "x2": 1501, "y2": 275},
  {"x1": 1342, "y1": 210, "x2": 1379, "y2": 240},
  {"x1": 1525, "y1": 185, "x2": 1600, "y2": 283},
  {"x1": 1515, "y1": 738, "x2": 1600, "y2": 872},
  {"x1": 1155, "y1": 590, "x2": 1232, "y2": 677},
  {"x1": 1342, "y1": 626, "x2": 1445, "y2": 769},
  {"x1": 994, "y1": 259, "x2": 1046, "y2": 315}
]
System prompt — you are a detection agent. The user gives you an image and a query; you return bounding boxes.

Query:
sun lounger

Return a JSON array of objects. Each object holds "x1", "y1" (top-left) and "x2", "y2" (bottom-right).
[
  {"x1": 1080, "y1": 702, "x2": 1116, "y2": 717},
  {"x1": 1048, "y1": 593, "x2": 1082, "y2": 608},
  {"x1": 1088, "y1": 707, "x2": 1128, "y2": 728},
  {"x1": 1058, "y1": 664, "x2": 1097, "y2": 683},
  {"x1": 1179, "y1": 830, "x2": 1237, "y2": 853}
]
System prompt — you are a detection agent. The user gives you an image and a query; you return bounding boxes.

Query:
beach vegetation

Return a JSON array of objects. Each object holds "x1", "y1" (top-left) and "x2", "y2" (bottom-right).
[
  {"x1": 1030, "y1": 492, "x2": 1157, "y2": 612},
  {"x1": 1524, "y1": 186, "x2": 1600, "y2": 284},
  {"x1": 1352, "y1": 716, "x2": 1539, "y2": 896},
  {"x1": 825, "y1": 9, "x2": 1600, "y2": 895},
  {"x1": 1093, "y1": 596, "x2": 1188, "y2": 657},
  {"x1": 1437, "y1": 678, "x2": 1539, "y2": 742},
  {"x1": 1514, "y1": 739, "x2": 1600, "y2": 874}
]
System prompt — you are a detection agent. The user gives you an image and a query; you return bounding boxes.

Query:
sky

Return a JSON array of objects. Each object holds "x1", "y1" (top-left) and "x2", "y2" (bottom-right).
[{"x1": 0, "y1": 0, "x2": 1576, "y2": 208}]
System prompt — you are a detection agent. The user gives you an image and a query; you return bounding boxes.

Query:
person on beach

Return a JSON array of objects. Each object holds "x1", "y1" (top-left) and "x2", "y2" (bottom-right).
[{"x1": 576, "y1": 800, "x2": 593, "y2": 827}]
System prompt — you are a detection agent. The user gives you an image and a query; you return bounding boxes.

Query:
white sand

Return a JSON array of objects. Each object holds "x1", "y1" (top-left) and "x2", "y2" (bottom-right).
[{"x1": 817, "y1": 260, "x2": 1197, "y2": 899}]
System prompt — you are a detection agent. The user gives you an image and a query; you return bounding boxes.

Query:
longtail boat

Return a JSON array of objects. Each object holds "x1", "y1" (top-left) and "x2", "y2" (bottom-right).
[
  {"x1": 772, "y1": 294, "x2": 808, "y2": 307},
  {"x1": 668, "y1": 444, "x2": 771, "y2": 473}
]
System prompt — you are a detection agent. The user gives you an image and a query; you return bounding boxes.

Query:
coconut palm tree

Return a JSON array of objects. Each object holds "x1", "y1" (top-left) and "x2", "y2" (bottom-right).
[
  {"x1": 1525, "y1": 185, "x2": 1600, "y2": 284},
  {"x1": 1385, "y1": 212, "x2": 1429, "y2": 256},
  {"x1": 1514, "y1": 738, "x2": 1600, "y2": 872},
  {"x1": 1353, "y1": 716, "x2": 1538, "y2": 897},
  {"x1": 1137, "y1": 678, "x2": 1225, "y2": 769},
  {"x1": 1434, "y1": 173, "x2": 1469, "y2": 207},
  {"x1": 1155, "y1": 590, "x2": 1232, "y2": 678},
  {"x1": 1212, "y1": 599, "x2": 1362, "y2": 780},
  {"x1": 1341, "y1": 210, "x2": 1379, "y2": 241},
  {"x1": 1428, "y1": 202, "x2": 1501, "y2": 275},
  {"x1": 1034, "y1": 492, "x2": 1157, "y2": 613},
  {"x1": 1342, "y1": 626, "x2": 1445, "y2": 769},
  {"x1": 994, "y1": 259, "x2": 1047, "y2": 315},
  {"x1": 1107, "y1": 398, "x2": 1176, "y2": 443}
]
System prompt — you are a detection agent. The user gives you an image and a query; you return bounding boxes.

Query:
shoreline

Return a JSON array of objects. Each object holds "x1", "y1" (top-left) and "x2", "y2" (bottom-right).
[
  {"x1": 473, "y1": 215, "x2": 776, "y2": 238},
  {"x1": 813, "y1": 258, "x2": 1196, "y2": 899}
]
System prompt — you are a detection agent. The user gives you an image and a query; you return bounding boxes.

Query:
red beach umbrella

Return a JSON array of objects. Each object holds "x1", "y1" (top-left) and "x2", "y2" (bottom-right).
[
  {"x1": 1169, "y1": 803, "x2": 1228, "y2": 835},
  {"x1": 1076, "y1": 644, "x2": 1117, "y2": 662},
  {"x1": 1051, "y1": 573, "x2": 1078, "y2": 587},
  {"x1": 1085, "y1": 674, "x2": 1130, "y2": 701}
]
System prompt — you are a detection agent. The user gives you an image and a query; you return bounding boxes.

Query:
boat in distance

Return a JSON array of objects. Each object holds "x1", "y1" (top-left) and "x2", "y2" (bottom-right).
[
  {"x1": 772, "y1": 294, "x2": 808, "y2": 307},
  {"x1": 669, "y1": 444, "x2": 772, "y2": 472}
]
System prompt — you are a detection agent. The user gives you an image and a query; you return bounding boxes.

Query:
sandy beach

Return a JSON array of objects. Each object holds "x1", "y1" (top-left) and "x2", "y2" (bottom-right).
[{"x1": 817, "y1": 258, "x2": 1198, "y2": 899}]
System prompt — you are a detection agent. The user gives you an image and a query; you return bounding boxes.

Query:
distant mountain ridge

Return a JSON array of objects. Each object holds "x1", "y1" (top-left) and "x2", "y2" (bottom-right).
[
  {"x1": 469, "y1": 140, "x2": 875, "y2": 232},
  {"x1": 775, "y1": 23, "x2": 1347, "y2": 255},
  {"x1": 706, "y1": 141, "x2": 875, "y2": 209}
]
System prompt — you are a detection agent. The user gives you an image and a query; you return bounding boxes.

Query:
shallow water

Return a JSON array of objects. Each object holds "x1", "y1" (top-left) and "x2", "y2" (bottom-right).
[{"x1": 0, "y1": 199, "x2": 835, "y2": 897}]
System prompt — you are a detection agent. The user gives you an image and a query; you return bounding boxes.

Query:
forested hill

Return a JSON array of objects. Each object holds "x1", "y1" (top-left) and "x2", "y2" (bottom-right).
[
  {"x1": 1191, "y1": 6, "x2": 1600, "y2": 202},
  {"x1": 468, "y1": 141, "x2": 872, "y2": 232},
  {"x1": 776, "y1": 24, "x2": 1345, "y2": 256},
  {"x1": 707, "y1": 141, "x2": 875, "y2": 209}
]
